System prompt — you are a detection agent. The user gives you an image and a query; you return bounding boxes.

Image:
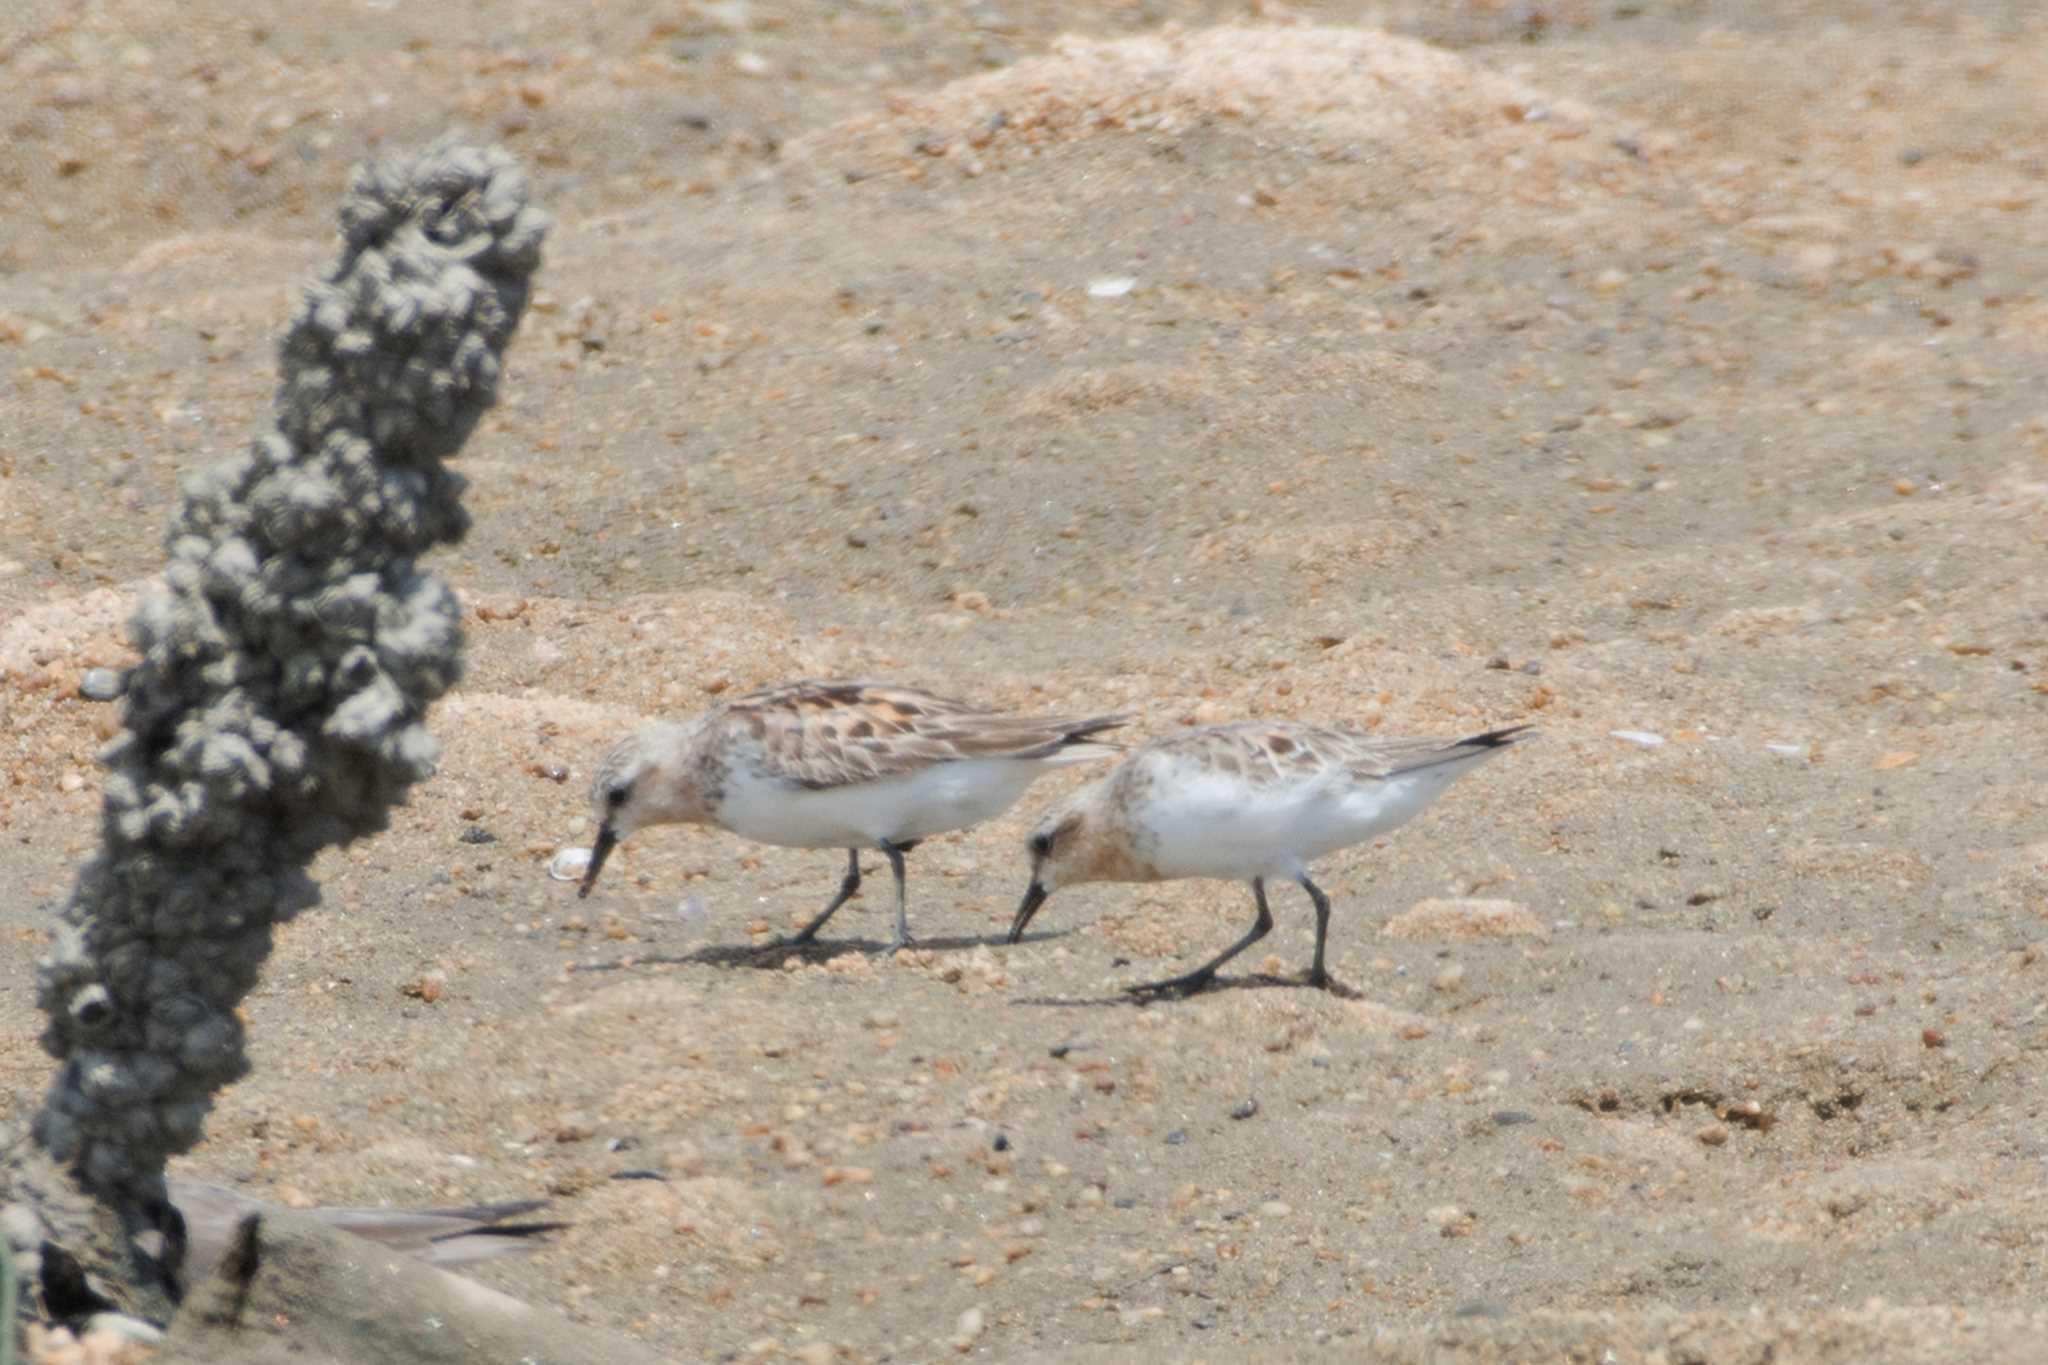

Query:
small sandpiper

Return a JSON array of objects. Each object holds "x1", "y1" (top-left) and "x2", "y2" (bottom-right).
[
  {"x1": 1008, "y1": 720, "x2": 1534, "y2": 995},
  {"x1": 580, "y1": 680, "x2": 1127, "y2": 950}
]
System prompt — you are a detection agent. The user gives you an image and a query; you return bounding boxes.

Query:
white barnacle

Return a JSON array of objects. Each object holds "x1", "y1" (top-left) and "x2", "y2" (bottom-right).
[
  {"x1": 267, "y1": 730, "x2": 309, "y2": 778},
  {"x1": 325, "y1": 674, "x2": 406, "y2": 743},
  {"x1": 66, "y1": 983, "x2": 114, "y2": 1031},
  {"x1": 198, "y1": 732, "x2": 270, "y2": 794},
  {"x1": 79, "y1": 1053, "x2": 144, "y2": 1108},
  {"x1": 204, "y1": 537, "x2": 260, "y2": 597}
]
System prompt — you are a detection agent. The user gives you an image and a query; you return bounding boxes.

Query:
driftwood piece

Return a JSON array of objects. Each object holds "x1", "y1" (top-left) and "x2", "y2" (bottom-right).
[{"x1": 156, "y1": 1206, "x2": 663, "y2": 1365}]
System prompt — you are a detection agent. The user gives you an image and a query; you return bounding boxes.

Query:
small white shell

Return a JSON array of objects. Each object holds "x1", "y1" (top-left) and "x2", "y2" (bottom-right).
[
  {"x1": 677, "y1": 893, "x2": 707, "y2": 925},
  {"x1": 1609, "y1": 730, "x2": 1666, "y2": 748},
  {"x1": 1087, "y1": 276, "x2": 1137, "y2": 298},
  {"x1": 547, "y1": 846, "x2": 593, "y2": 881}
]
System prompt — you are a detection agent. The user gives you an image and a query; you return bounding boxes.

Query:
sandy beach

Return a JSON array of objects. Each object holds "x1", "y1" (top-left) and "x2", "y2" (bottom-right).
[{"x1": 4, "y1": 2, "x2": 2047, "y2": 1359}]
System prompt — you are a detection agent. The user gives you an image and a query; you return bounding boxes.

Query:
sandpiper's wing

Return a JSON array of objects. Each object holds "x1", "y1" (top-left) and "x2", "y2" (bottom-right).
[
  {"x1": 723, "y1": 680, "x2": 1128, "y2": 791},
  {"x1": 1134, "y1": 722, "x2": 1533, "y2": 788},
  {"x1": 1326, "y1": 723, "x2": 1537, "y2": 780}
]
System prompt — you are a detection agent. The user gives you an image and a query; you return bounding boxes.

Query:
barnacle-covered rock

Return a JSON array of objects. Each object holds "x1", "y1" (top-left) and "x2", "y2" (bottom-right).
[{"x1": 27, "y1": 140, "x2": 545, "y2": 1254}]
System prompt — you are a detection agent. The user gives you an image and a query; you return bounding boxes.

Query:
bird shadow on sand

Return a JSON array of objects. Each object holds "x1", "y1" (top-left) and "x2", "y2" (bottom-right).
[
  {"x1": 566, "y1": 929, "x2": 1057, "y2": 974},
  {"x1": 1012, "y1": 970, "x2": 1364, "y2": 1009}
]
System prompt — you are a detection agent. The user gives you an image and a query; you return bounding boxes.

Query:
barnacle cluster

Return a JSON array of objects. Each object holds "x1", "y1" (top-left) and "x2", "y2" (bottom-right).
[{"x1": 29, "y1": 140, "x2": 546, "y2": 1220}]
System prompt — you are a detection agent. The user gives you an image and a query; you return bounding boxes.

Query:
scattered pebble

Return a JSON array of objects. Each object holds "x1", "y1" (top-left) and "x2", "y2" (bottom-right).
[
  {"x1": 1724, "y1": 1100, "x2": 1774, "y2": 1131},
  {"x1": 548, "y1": 847, "x2": 593, "y2": 881},
  {"x1": 78, "y1": 667, "x2": 123, "y2": 700},
  {"x1": 400, "y1": 972, "x2": 444, "y2": 1004},
  {"x1": 1697, "y1": 1125, "x2": 1730, "y2": 1147},
  {"x1": 1609, "y1": 729, "x2": 1666, "y2": 748},
  {"x1": 459, "y1": 826, "x2": 497, "y2": 845},
  {"x1": 1492, "y1": 1110, "x2": 1535, "y2": 1127},
  {"x1": 1165, "y1": 1130, "x2": 1188, "y2": 1145},
  {"x1": 1427, "y1": 1205, "x2": 1475, "y2": 1237},
  {"x1": 1229, "y1": 1098, "x2": 1259, "y2": 1120}
]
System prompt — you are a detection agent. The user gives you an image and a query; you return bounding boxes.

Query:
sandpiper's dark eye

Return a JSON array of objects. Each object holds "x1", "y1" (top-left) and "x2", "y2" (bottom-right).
[
  {"x1": 1029, "y1": 831, "x2": 1053, "y2": 857},
  {"x1": 606, "y1": 785, "x2": 629, "y2": 809}
]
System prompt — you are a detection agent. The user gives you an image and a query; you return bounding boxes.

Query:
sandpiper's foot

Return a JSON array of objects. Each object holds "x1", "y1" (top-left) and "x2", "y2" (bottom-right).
[
  {"x1": 753, "y1": 929, "x2": 820, "y2": 957},
  {"x1": 1125, "y1": 970, "x2": 1217, "y2": 999}
]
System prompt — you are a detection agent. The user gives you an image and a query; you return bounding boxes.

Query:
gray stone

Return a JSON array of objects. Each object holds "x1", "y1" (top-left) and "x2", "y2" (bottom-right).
[{"x1": 78, "y1": 668, "x2": 124, "y2": 701}]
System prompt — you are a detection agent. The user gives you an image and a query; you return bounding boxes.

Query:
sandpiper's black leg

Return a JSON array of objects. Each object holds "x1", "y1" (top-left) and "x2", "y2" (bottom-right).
[
  {"x1": 1298, "y1": 874, "x2": 1334, "y2": 990},
  {"x1": 779, "y1": 847, "x2": 862, "y2": 946},
  {"x1": 1127, "y1": 878, "x2": 1275, "y2": 998},
  {"x1": 878, "y1": 838, "x2": 914, "y2": 950}
]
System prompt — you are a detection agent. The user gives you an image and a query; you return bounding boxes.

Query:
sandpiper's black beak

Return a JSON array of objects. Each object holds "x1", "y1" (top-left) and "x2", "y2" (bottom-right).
[
  {"x1": 578, "y1": 822, "x2": 618, "y2": 899},
  {"x1": 1008, "y1": 881, "x2": 1049, "y2": 944}
]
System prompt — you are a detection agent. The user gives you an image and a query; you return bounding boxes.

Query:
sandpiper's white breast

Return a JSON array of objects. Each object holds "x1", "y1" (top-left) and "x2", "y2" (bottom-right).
[{"x1": 713, "y1": 756, "x2": 1058, "y2": 849}]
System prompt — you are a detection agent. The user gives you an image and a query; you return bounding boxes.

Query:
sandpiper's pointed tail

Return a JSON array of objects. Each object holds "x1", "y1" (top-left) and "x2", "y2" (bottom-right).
[
  {"x1": 1454, "y1": 723, "x2": 1538, "y2": 751},
  {"x1": 1020, "y1": 713, "x2": 1133, "y2": 765},
  {"x1": 1387, "y1": 724, "x2": 1537, "y2": 778}
]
